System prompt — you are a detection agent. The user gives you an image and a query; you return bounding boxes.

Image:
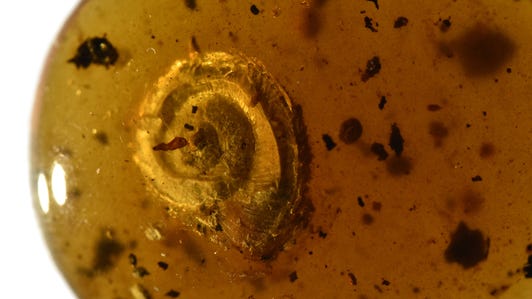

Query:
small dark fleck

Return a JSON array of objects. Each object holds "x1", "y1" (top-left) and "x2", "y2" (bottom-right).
[
  {"x1": 361, "y1": 56, "x2": 381, "y2": 82},
  {"x1": 318, "y1": 230, "x2": 328, "y2": 239},
  {"x1": 440, "y1": 18, "x2": 452, "y2": 32},
  {"x1": 357, "y1": 196, "x2": 365, "y2": 207},
  {"x1": 151, "y1": 35, "x2": 156, "y2": 39},
  {"x1": 394, "y1": 17, "x2": 408, "y2": 28},
  {"x1": 68, "y1": 36, "x2": 119, "y2": 69},
  {"x1": 190, "y1": 36, "x2": 201, "y2": 53},
  {"x1": 506, "y1": 67, "x2": 512, "y2": 73},
  {"x1": 184, "y1": 123, "x2": 195, "y2": 131},
  {"x1": 471, "y1": 175, "x2": 482, "y2": 182},
  {"x1": 134, "y1": 266, "x2": 150, "y2": 278},
  {"x1": 93, "y1": 232, "x2": 125, "y2": 273},
  {"x1": 93, "y1": 131, "x2": 109, "y2": 145},
  {"x1": 153, "y1": 137, "x2": 188, "y2": 151},
  {"x1": 466, "y1": 123, "x2": 471, "y2": 128},
  {"x1": 479, "y1": 142, "x2": 495, "y2": 158},
  {"x1": 128, "y1": 253, "x2": 137, "y2": 266},
  {"x1": 166, "y1": 289, "x2": 181, "y2": 298},
  {"x1": 339, "y1": 118, "x2": 363, "y2": 144},
  {"x1": 250, "y1": 4, "x2": 260, "y2": 15},
  {"x1": 289, "y1": 271, "x2": 298, "y2": 282},
  {"x1": 427, "y1": 104, "x2": 442, "y2": 111},
  {"x1": 413, "y1": 287, "x2": 420, "y2": 293},
  {"x1": 215, "y1": 223, "x2": 223, "y2": 232},
  {"x1": 158, "y1": 261, "x2": 169, "y2": 270},
  {"x1": 445, "y1": 221, "x2": 490, "y2": 269},
  {"x1": 364, "y1": 16, "x2": 378, "y2": 32},
  {"x1": 367, "y1": 0, "x2": 379, "y2": 9},
  {"x1": 348, "y1": 272, "x2": 357, "y2": 285},
  {"x1": 389, "y1": 123, "x2": 404, "y2": 156},
  {"x1": 322, "y1": 134, "x2": 337, "y2": 151},
  {"x1": 526, "y1": 244, "x2": 532, "y2": 252},
  {"x1": 378, "y1": 96, "x2": 387, "y2": 110},
  {"x1": 372, "y1": 202, "x2": 382, "y2": 212},
  {"x1": 482, "y1": 111, "x2": 487, "y2": 117},
  {"x1": 526, "y1": 257, "x2": 532, "y2": 278},
  {"x1": 362, "y1": 213, "x2": 374, "y2": 225},
  {"x1": 429, "y1": 121, "x2": 449, "y2": 147},
  {"x1": 382, "y1": 279, "x2": 390, "y2": 286},
  {"x1": 191, "y1": 105, "x2": 198, "y2": 114},
  {"x1": 184, "y1": 0, "x2": 196, "y2": 10},
  {"x1": 370, "y1": 143, "x2": 388, "y2": 161}
]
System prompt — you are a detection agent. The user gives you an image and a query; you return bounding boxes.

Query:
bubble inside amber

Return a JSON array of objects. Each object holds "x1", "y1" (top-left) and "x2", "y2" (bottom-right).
[{"x1": 31, "y1": 1, "x2": 532, "y2": 298}]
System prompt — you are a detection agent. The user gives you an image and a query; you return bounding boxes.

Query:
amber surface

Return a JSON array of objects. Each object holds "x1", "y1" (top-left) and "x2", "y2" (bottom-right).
[{"x1": 31, "y1": 1, "x2": 532, "y2": 298}]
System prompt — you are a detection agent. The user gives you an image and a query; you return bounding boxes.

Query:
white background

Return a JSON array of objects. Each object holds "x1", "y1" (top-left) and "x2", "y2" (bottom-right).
[{"x1": 0, "y1": 1, "x2": 77, "y2": 298}]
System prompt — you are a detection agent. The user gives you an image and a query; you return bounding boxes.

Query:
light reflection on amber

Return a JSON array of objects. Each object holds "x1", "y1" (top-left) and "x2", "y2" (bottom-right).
[{"x1": 51, "y1": 162, "x2": 67, "y2": 206}]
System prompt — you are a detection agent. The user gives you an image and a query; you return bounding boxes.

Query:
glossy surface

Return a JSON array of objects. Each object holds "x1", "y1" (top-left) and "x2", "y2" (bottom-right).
[{"x1": 31, "y1": 1, "x2": 532, "y2": 298}]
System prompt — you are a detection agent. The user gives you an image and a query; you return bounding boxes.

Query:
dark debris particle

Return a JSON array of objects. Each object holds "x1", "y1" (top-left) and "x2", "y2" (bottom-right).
[
  {"x1": 68, "y1": 36, "x2": 119, "y2": 69},
  {"x1": 361, "y1": 56, "x2": 381, "y2": 82},
  {"x1": 440, "y1": 18, "x2": 452, "y2": 32},
  {"x1": 322, "y1": 134, "x2": 337, "y2": 151},
  {"x1": 364, "y1": 16, "x2": 378, "y2": 32},
  {"x1": 427, "y1": 104, "x2": 442, "y2": 111},
  {"x1": 339, "y1": 118, "x2": 363, "y2": 144},
  {"x1": 134, "y1": 266, "x2": 150, "y2": 278},
  {"x1": 471, "y1": 175, "x2": 483, "y2": 182},
  {"x1": 250, "y1": 4, "x2": 260, "y2": 15},
  {"x1": 93, "y1": 130, "x2": 109, "y2": 145},
  {"x1": 445, "y1": 221, "x2": 490, "y2": 269},
  {"x1": 357, "y1": 196, "x2": 365, "y2": 207},
  {"x1": 93, "y1": 232, "x2": 125, "y2": 273},
  {"x1": 378, "y1": 96, "x2": 387, "y2": 110},
  {"x1": 318, "y1": 230, "x2": 328, "y2": 239},
  {"x1": 525, "y1": 257, "x2": 532, "y2": 278},
  {"x1": 158, "y1": 261, "x2": 169, "y2": 270},
  {"x1": 367, "y1": 0, "x2": 379, "y2": 9},
  {"x1": 289, "y1": 271, "x2": 299, "y2": 282},
  {"x1": 184, "y1": 0, "x2": 196, "y2": 10},
  {"x1": 215, "y1": 223, "x2": 223, "y2": 231},
  {"x1": 128, "y1": 253, "x2": 137, "y2": 266},
  {"x1": 184, "y1": 123, "x2": 195, "y2": 131},
  {"x1": 480, "y1": 142, "x2": 495, "y2": 158},
  {"x1": 153, "y1": 137, "x2": 188, "y2": 151},
  {"x1": 506, "y1": 67, "x2": 512, "y2": 73},
  {"x1": 527, "y1": 244, "x2": 532, "y2": 252},
  {"x1": 191, "y1": 105, "x2": 198, "y2": 114},
  {"x1": 455, "y1": 24, "x2": 516, "y2": 76},
  {"x1": 371, "y1": 143, "x2": 388, "y2": 161},
  {"x1": 389, "y1": 123, "x2": 404, "y2": 156},
  {"x1": 362, "y1": 213, "x2": 374, "y2": 225},
  {"x1": 348, "y1": 272, "x2": 357, "y2": 285},
  {"x1": 166, "y1": 290, "x2": 181, "y2": 298},
  {"x1": 190, "y1": 36, "x2": 201, "y2": 53},
  {"x1": 382, "y1": 279, "x2": 390, "y2": 286},
  {"x1": 394, "y1": 16, "x2": 408, "y2": 28}
]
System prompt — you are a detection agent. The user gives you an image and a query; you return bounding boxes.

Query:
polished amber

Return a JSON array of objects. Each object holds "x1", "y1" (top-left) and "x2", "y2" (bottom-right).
[{"x1": 31, "y1": 1, "x2": 532, "y2": 298}]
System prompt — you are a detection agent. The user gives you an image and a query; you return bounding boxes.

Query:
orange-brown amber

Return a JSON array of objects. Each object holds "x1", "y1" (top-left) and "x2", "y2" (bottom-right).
[{"x1": 31, "y1": 1, "x2": 532, "y2": 298}]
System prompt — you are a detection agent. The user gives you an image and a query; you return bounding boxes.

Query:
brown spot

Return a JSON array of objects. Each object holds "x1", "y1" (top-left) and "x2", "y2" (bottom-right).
[
  {"x1": 153, "y1": 137, "x2": 188, "y2": 151},
  {"x1": 289, "y1": 271, "x2": 298, "y2": 282},
  {"x1": 92, "y1": 231, "x2": 125, "y2": 273},
  {"x1": 339, "y1": 118, "x2": 363, "y2": 144},
  {"x1": 462, "y1": 190, "x2": 485, "y2": 214},
  {"x1": 362, "y1": 213, "x2": 374, "y2": 225},
  {"x1": 372, "y1": 202, "x2": 382, "y2": 212},
  {"x1": 440, "y1": 18, "x2": 452, "y2": 32},
  {"x1": 190, "y1": 36, "x2": 201, "y2": 53},
  {"x1": 301, "y1": 8, "x2": 321, "y2": 38},
  {"x1": 184, "y1": 0, "x2": 196, "y2": 10},
  {"x1": 361, "y1": 56, "x2": 381, "y2": 82},
  {"x1": 389, "y1": 123, "x2": 404, "y2": 156},
  {"x1": 394, "y1": 17, "x2": 408, "y2": 28},
  {"x1": 427, "y1": 104, "x2": 442, "y2": 111},
  {"x1": 386, "y1": 156, "x2": 412, "y2": 176},
  {"x1": 429, "y1": 121, "x2": 449, "y2": 147},
  {"x1": 445, "y1": 221, "x2": 490, "y2": 269},
  {"x1": 371, "y1": 143, "x2": 388, "y2": 160},
  {"x1": 364, "y1": 16, "x2": 378, "y2": 32},
  {"x1": 348, "y1": 272, "x2": 357, "y2": 285},
  {"x1": 454, "y1": 24, "x2": 516, "y2": 76},
  {"x1": 479, "y1": 142, "x2": 495, "y2": 158}
]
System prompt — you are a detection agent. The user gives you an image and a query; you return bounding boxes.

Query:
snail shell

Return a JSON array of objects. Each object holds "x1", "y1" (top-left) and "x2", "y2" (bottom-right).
[{"x1": 134, "y1": 52, "x2": 310, "y2": 259}]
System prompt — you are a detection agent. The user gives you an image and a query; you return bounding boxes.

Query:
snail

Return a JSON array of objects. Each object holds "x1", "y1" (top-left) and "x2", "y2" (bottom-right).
[{"x1": 134, "y1": 51, "x2": 311, "y2": 259}]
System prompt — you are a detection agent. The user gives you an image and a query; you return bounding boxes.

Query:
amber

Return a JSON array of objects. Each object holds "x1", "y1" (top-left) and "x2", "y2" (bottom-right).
[{"x1": 31, "y1": 1, "x2": 532, "y2": 298}]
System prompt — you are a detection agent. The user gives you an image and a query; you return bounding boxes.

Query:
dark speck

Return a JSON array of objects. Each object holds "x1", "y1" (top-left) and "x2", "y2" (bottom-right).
[
  {"x1": 445, "y1": 221, "x2": 490, "y2": 269},
  {"x1": 480, "y1": 142, "x2": 495, "y2": 158},
  {"x1": 134, "y1": 266, "x2": 150, "y2": 278},
  {"x1": 506, "y1": 67, "x2": 512, "y2": 73},
  {"x1": 250, "y1": 4, "x2": 260, "y2": 15},
  {"x1": 348, "y1": 272, "x2": 357, "y2": 285},
  {"x1": 394, "y1": 17, "x2": 408, "y2": 28},
  {"x1": 454, "y1": 24, "x2": 516, "y2": 76},
  {"x1": 372, "y1": 202, "x2": 382, "y2": 212},
  {"x1": 184, "y1": 123, "x2": 194, "y2": 131},
  {"x1": 357, "y1": 196, "x2": 365, "y2": 207},
  {"x1": 382, "y1": 279, "x2": 390, "y2": 286},
  {"x1": 318, "y1": 230, "x2": 328, "y2": 239},
  {"x1": 92, "y1": 231, "x2": 124, "y2": 273},
  {"x1": 184, "y1": 0, "x2": 196, "y2": 10},
  {"x1": 378, "y1": 96, "x2": 387, "y2": 110},
  {"x1": 526, "y1": 257, "x2": 532, "y2": 278},
  {"x1": 362, "y1": 213, "x2": 374, "y2": 225},
  {"x1": 440, "y1": 18, "x2": 452, "y2": 32},
  {"x1": 289, "y1": 271, "x2": 298, "y2": 282},
  {"x1": 68, "y1": 36, "x2": 119, "y2": 69},
  {"x1": 166, "y1": 290, "x2": 181, "y2": 298},
  {"x1": 367, "y1": 0, "x2": 379, "y2": 9},
  {"x1": 370, "y1": 143, "x2": 388, "y2": 161},
  {"x1": 427, "y1": 104, "x2": 442, "y2": 111},
  {"x1": 339, "y1": 118, "x2": 363, "y2": 144},
  {"x1": 128, "y1": 253, "x2": 137, "y2": 266},
  {"x1": 158, "y1": 261, "x2": 169, "y2": 270},
  {"x1": 527, "y1": 244, "x2": 532, "y2": 252},
  {"x1": 361, "y1": 56, "x2": 381, "y2": 82},
  {"x1": 191, "y1": 105, "x2": 198, "y2": 114},
  {"x1": 93, "y1": 131, "x2": 109, "y2": 145},
  {"x1": 322, "y1": 134, "x2": 337, "y2": 151},
  {"x1": 190, "y1": 36, "x2": 201, "y2": 53},
  {"x1": 364, "y1": 16, "x2": 378, "y2": 32},
  {"x1": 389, "y1": 123, "x2": 404, "y2": 156},
  {"x1": 471, "y1": 175, "x2": 482, "y2": 182}
]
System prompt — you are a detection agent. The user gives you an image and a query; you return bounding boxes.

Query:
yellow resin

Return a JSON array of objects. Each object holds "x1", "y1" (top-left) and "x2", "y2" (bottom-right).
[{"x1": 31, "y1": 1, "x2": 532, "y2": 298}]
